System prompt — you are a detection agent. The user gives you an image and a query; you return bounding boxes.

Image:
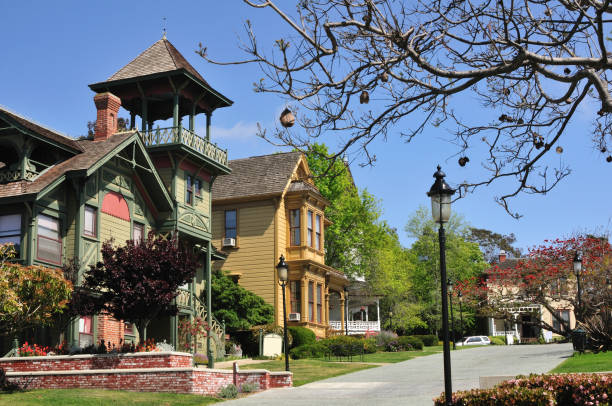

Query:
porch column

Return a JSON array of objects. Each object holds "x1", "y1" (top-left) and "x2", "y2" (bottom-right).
[
  {"x1": 206, "y1": 112, "x2": 211, "y2": 140},
  {"x1": 141, "y1": 98, "x2": 147, "y2": 132},
  {"x1": 130, "y1": 111, "x2": 136, "y2": 130},
  {"x1": 340, "y1": 296, "x2": 345, "y2": 332},
  {"x1": 324, "y1": 292, "x2": 330, "y2": 326},
  {"x1": 376, "y1": 299, "x2": 380, "y2": 330},
  {"x1": 173, "y1": 93, "x2": 179, "y2": 127}
]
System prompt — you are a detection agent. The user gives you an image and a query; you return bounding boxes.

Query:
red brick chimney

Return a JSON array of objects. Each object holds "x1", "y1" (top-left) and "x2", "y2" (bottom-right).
[
  {"x1": 93, "y1": 92, "x2": 121, "y2": 141},
  {"x1": 498, "y1": 250, "x2": 507, "y2": 263}
]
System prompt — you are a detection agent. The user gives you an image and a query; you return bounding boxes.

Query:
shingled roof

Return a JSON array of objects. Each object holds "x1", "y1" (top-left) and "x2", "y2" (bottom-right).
[
  {"x1": 212, "y1": 152, "x2": 304, "y2": 202},
  {"x1": 0, "y1": 106, "x2": 83, "y2": 152},
  {"x1": 0, "y1": 132, "x2": 134, "y2": 200},
  {"x1": 107, "y1": 38, "x2": 210, "y2": 86}
]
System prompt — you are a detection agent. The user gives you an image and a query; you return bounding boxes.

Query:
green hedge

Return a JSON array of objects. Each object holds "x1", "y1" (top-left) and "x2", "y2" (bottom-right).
[
  {"x1": 288, "y1": 326, "x2": 316, "y2": 349},
  {"x1": 412, "y1": 334, "x2": 438, "y2": 346},
  {"x1": 320, "y1": 335, "x2": 364, "y2": 356},
  {"x1": 290, "y1": 343, "x2": 328, "y2": 359},
  {"x1": 489, "y1": 336, "x2": 506, "y2": 345},
  {"x1": 435, "y1": 373, "x2": 612, "y2": 406},
  {"x1": 399, "y1": 336, "x2": 424, "y2": 350}
]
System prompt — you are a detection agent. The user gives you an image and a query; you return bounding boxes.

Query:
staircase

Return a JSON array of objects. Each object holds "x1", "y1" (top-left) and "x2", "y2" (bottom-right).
[{"x1": 176, "y1": 289, "x2": 225, "y2": 358}]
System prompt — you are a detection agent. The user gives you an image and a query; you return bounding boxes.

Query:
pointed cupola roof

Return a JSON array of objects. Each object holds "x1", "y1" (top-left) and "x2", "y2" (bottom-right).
[
  {"x1": 107, "y1": 38, "x2": 210, "y2": 86},
  {"x1": 89, "y1": 37, "x2": 232, "y2": 120}
]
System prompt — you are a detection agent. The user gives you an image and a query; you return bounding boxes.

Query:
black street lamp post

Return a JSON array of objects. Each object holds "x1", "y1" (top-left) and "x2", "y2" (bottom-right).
[
  {"x1": 276, "y1": 255, "x2": 290, "y2": 372},
  {"x1": 427, "y1": 165, "x2": 456, "y2": 406},
  {"x1": 389, "y1": 311, "x2": 393, "y2": 333},
  {"x1": 448, "y1": 279, "x2": 456, "y2": 350},
  {"x1": 344, "y1": 287, "x2": 349, "y2": 336},
  {"x1": 573, "y1": 251, "x2": 583, "y2": 317},
  {"x1": 458, "y1": 291, "x2": 464, "y2": 340}
]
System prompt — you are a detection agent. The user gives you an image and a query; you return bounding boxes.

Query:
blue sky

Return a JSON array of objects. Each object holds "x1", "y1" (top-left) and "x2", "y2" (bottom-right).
[{"x1": 2, "y1": 1, "x2": 610, "y2": 252}]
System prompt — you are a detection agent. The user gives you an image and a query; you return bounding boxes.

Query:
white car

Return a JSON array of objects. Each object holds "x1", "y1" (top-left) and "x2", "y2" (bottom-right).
[{"x1": 456, "y1": 336, "x2": 491, "y2": 346}]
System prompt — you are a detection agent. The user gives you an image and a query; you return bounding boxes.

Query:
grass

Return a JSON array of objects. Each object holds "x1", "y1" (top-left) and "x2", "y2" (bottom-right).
[
  {"x1": 0, "y1": 389, "x2": 221, "y2": 406},
  {"x1": 240, "y1": 358, "x2": 377, "y2": 386},
  {"x1": 549, "y1": 351, "x2": 612, "y2": 373},
  {"x1": 240, "y1": 346, "x2": 445, "y2": 385}
]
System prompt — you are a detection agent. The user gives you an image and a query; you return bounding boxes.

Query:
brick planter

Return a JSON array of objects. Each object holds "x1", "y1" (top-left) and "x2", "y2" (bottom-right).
[
  {"x1": 0, "y1": 351, "x2": 192, "y2": 372},
  {"x1": 1, "y1": 353, "x2": 293, "y2": 395}
]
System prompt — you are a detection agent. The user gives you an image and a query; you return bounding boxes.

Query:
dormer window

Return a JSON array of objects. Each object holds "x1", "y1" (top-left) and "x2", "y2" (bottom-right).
[{"x1": 290, "y1": 209, "x2": 300, "y2": 246}]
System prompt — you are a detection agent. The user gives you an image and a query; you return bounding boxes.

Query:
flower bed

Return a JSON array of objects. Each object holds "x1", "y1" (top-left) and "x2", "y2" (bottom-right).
[{"x1": 434, "y1": 373, "x2": 611, "y2": 405}]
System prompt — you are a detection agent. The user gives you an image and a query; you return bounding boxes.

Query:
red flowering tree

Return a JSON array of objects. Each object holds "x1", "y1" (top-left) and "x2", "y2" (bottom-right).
[
  {"x1": 459, "y1": 236, "x2": 612, "y2": 348},
  {"x1": 72, "y1": 233, "x2": 196, "y2": 343}
]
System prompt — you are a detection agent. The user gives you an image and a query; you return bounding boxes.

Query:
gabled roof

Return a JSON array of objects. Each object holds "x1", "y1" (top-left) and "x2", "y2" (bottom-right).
[
  {"x1": 0, "y1": 106, "x2": 83, "y2": 153},
  {"x1": 0, "y1": 130, "x2": 173, "y2": 212},
  {"x1": 107, "y1": 38, "x2": 209, "y2": 86},
  {"x1": 212, "y1": 151, "x2": 304, "y2": 202}
]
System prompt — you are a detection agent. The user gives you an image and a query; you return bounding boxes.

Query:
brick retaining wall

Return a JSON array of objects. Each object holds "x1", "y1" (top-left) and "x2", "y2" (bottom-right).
[
  {"x1": 1, "y1": 353, "x2": 292, "y2": 395},
  {"x1": 6, "y1": 367, "x2": 292, "y2": 395},
  {"x1": 0, "y1": 352, "x2": 192, "y2": 372}
]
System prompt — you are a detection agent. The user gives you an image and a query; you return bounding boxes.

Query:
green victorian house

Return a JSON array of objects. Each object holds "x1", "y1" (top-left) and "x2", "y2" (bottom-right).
[{"x1": 0, "y1": 37, "x2": 231, "y2": 358}]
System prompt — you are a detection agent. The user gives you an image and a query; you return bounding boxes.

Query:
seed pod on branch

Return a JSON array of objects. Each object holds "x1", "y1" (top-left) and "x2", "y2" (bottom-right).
[
  {"x1": 280, "y1": 108, "x2": 295, "y2": 128},
  {"x1": 360, "y1": 91, "x2": 370, "y2": 104}
]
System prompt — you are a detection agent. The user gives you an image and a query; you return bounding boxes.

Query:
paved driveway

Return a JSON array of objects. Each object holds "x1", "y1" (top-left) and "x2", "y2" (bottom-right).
[{"x1": 224, "y1": 343, "x2": 573, "y2": 406}]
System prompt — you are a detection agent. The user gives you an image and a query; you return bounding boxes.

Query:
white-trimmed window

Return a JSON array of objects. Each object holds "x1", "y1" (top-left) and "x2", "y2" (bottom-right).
[
  {"x1": 83, "y1": 206, "x2": 96, "y2": 237},
  {"x1": 79, "y1": 316, "x2": 93, "y2": 348},
  {"x1": 307, "y1": 210, "x2": 313, "y2": 247},
  {"x1": 290, "y1": 209, "x2": 301, "y2": 246},
  {"x1": 133, "y1": 222, "x2": 144, "y2": 244},
  {"x1": 37, "y1": 214, "x2": 61, "y2": 264},
  {"x1": 0, "y1": 214, "x2": 21, "y2": 254},
  {"x1": 225, "y1": 210, "x2": 237, "y2": 239},
  {"x1": 315, "y1": 214, "x2": 321, "y2": 250}
]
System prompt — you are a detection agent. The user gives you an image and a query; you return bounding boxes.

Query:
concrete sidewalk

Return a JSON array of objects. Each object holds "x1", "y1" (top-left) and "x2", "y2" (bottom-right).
[{"x1": 222, "y1": 343, "x2": 573, "y2": 406}]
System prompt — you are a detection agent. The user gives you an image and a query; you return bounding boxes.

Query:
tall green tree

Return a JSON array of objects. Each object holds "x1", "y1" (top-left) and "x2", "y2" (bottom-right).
[
  {"x1": 466, "y1": 228, "x2": 522, "y2": 262},
  {"x1": 210, "y1": 271, "x2": 274, "y2": 333},
  {"x1": 405, "y1": 207, "x2": 489, "y2": 334},
  {"x1": 304, "y1": 143, "x2": 383, "y2": 280}
]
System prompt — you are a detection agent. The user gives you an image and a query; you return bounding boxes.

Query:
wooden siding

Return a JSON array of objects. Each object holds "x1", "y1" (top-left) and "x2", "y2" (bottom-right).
[
  {"x1": 212, "y1": 202, "x2": 276, "y2": 304},
  {"x1": 99, "y1": 212, "x2": 131, "y2": 245}
]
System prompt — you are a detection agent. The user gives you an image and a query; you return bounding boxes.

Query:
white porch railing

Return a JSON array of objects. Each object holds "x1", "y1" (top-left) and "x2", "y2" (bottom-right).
[{"x1": 329, "y1": 320, "x2": 380, "y2": 334}]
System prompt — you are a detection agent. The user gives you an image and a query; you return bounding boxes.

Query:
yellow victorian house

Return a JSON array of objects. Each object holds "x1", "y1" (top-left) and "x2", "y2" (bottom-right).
[{"x1": 211, "y1": 152, "x2": 349, "y2": 337}]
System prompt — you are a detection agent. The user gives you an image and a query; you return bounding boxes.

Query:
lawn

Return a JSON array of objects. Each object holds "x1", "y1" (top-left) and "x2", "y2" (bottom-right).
[
  {"x1": 549, "y1": 351, "x2": 612, "y2": 373},
  {"x1": 240, "y1": 359, "x2": 377, "y2": 386},
  {"x1": 241, "y1": 347, "x2": 444, "y2": 385},
  {"x1": 0, "y1": 389, "x2": 220, "y2": 406}
]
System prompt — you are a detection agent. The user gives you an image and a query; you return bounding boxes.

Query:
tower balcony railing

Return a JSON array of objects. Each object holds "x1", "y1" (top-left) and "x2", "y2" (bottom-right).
[{"x1": 141, "y1": 126, "x2": 228, "y2": 167}]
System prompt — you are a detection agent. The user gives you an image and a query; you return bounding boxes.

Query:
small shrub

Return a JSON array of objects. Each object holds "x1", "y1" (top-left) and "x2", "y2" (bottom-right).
[
  {"x1": 290, "y1": 343, "x2": 328, "y2": 359},
  {"x1": 434, "y1": 386, "x2": 553, "y2": 405},
  {"x1": 0, "y1": 368, "x2": 20, "y2": 393},
  {"x1": 288, "y1": 326, "x2": 316, "y2": 348},
  {"x1": 375, "y1": 330, "x2": 398, "y2": 349},
  {"x1": 363, "y1": 337, "x2": 377, "y2": 354},
  {"x1": 434, "y1": 373, "x2": 612, "y2": 406},
  {"x1": 399, "y1": 336, "x2": 424, "y2": 351},
  {"x1": 240, "y1": 382, "x2": 259, "y2": 393},
  {"x1": 412, "y1": 334, "x2": 438, "y2": 346},
  {"x1": 155, "y1": 340, "x2": 174, "y2": 352},
  {"x1": 489, "y1": 336, "x2": 506, "y2": 346},
  {"x1": 384, "y1": 340, "x2": 401, "y2": 352},
  {"x1": 193, "y1": 353, "x2": 208, "y2": 365},
  {"x1": 218, "y1": 384, "x2": 239, "y2": 399}
]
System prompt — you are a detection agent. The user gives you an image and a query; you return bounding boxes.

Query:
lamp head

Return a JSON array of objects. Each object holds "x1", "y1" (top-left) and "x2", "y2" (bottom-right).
[
  {"x1": 573, "y1": 251, "x2": 582, "y2": 276},
  {"x1": 427, "y1": 166, "x2": 455, "y2": 224},
  {"x1": 276, "y1": 254, "x2": 288, "y2": 282}
]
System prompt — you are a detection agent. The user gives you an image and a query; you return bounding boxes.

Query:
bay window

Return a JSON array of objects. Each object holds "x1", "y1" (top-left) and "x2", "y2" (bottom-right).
[
  {"x1": 290, "y1": 280, "x2": 301, "y2": 314},
  {"x1": 307, "y1": 210, "x2": 313, "y2": 247},
  {"x1": 308, "y1": 281, "x2": 314, "y2": 322},
  {"x1": 317, "y1": 284, "x2": 322, "y2": 323},
  {"x1": 290, "y1": 209, "x2": 300, "y2": 246},
  {"x1": 315, "y1": 214, "x2": 321, "y2": 250}
]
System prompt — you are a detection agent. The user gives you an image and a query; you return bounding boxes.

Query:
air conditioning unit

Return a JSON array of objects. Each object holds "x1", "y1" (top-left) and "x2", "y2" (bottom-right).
[
  {"x1": 288, "y1": 313, "x2": 301, "y2": 322},
  {"x1": 222, "y1": 237, "x2": 236, "y2": 247}
]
